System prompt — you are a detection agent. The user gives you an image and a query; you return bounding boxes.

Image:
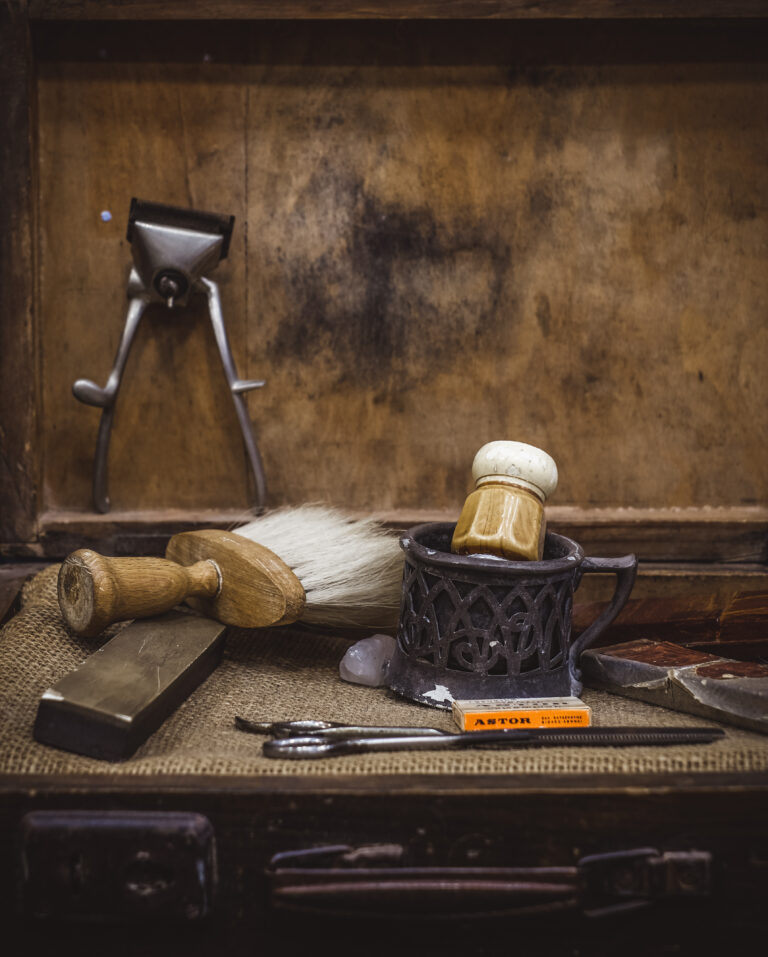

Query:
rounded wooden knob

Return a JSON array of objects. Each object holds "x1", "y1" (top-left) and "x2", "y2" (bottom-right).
[
  {"x1": 471, "y1": 440, "x2": 558, "y2": 502},
  {"x1": 57, "y1": 549, "x2": 221, "y2": 638}
]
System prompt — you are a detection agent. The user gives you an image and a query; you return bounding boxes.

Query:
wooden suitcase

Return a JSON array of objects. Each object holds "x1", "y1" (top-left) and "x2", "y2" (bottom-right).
[{"x1": 1, "y1": 4, "x2": 767, "y2": 953}]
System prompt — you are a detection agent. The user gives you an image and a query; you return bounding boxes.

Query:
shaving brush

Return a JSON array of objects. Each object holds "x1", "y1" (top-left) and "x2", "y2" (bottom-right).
[
  {"x1": 58, "y1": 505, "x2": 406, "y2": 637},
  {"x1": 450, "y1": 441, "x2": 558, "y2": 562}
]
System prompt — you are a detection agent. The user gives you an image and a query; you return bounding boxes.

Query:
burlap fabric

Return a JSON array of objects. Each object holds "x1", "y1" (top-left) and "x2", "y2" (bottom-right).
[{"x1": 1, "y1": 566, "x2": 766, "y2": 777}]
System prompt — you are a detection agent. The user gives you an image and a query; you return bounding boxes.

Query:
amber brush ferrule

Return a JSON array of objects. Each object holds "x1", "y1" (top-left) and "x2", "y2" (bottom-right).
[{"x1": 451, "y1": 441, "x2": 558, "y2": 562}]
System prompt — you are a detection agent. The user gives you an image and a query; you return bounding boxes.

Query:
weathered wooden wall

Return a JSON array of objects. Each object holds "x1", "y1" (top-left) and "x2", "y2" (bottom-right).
[
  {"x1": 0, "y1": 8, "x2": 38, "y2": 545},
  {"x1": 34, "y1": 21, "x2": 768, "y2": 519}
]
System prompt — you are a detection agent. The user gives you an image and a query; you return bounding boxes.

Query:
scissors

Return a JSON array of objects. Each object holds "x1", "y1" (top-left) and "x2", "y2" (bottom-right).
[
  {"x1": 234, "y1": 715, "x2": 451, "y2": 741},
  {"x1": 235, "y1": 718, "x2": 725, "y2": 760}
]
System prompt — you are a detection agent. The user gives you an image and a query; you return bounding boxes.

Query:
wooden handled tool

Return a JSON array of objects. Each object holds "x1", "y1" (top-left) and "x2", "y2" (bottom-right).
[
  {"x1": 58, "y1": 506, "x2": 404, "y2": 638},
  {"x1": 451, "y1": 440, "x2": 558, "y2": 562},
  {"x1": 58, "y1": 530, "x2": 305, "y2": 638}
]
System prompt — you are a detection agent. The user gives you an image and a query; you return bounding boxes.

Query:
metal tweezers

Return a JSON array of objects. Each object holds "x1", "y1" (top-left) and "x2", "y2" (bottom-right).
[{"x1": 234, "y1": 716, "x2": 725, "y2": 760}]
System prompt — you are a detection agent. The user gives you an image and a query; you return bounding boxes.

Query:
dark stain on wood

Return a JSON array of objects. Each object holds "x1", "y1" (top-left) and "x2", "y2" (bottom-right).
[{"x1": 268, "y1": 176, "x2": 509, "y2": 386}]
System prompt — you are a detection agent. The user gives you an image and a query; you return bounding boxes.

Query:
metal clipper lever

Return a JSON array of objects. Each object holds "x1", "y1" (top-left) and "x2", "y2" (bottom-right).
[
  {"x1": 201, "y1": 277, "x2": 266, "y2": 507},
  {"x1": 73, "y1": 286, "x2": 149, "y2": 513},
  {"x1": 73, "y1": 199, "x2": 267, "y2": 513}
]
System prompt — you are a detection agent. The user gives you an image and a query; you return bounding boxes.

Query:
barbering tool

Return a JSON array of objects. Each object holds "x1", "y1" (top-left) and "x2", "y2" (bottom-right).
[
  {"x1": 33, "y1": 612, "x2": 226, "y2": 761},
  {"x1": 58, "y1": 505, "x2": 404, "y2": 637},
  {"x1": 582, "y1": 639, "x2": 768, "y2": 735},
  {"x1": 263, "y1": 725, "x2": 725, "y2": 759},
  {"x1": 73, "y1": 197, "x2": 267, "y2": 513},
  {"x1": 451, "y1": 440, "x2": 558, "y2": 561},
  {"x1": 234, "y1": 716, "x2": 450, "y2": 739},
  {"x1": 236, "y1": 717, "x2": 349, "y2": 735}
]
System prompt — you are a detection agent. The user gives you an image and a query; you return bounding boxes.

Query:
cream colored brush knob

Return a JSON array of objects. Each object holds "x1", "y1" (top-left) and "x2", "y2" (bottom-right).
[{"x1": 451, "y1": 440, "x2": 558, "y2": 561}]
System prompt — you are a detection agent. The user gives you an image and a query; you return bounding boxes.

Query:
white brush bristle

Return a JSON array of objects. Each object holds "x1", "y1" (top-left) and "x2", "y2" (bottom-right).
[{"x1": 236, "y1": 505, "x2": 404, "y2": 629}]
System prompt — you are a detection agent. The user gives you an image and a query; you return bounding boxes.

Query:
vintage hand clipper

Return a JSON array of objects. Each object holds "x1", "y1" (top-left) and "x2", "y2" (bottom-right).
[{"x1": 73, "y1": 198, "x2": 267, "y2": 513}]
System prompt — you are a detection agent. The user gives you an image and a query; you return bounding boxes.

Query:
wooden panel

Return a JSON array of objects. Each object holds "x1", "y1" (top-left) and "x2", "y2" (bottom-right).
[
  {"x1": 1, "y1": 779, "x2": 767, "y2": 955},
  {"x1": 573, "y1": 586, "x2": 768, "y2": 645},
  {"x1": 26, "y1": 20, "x2": 768, "y2": 531},
  {"x1": 545, "y1": 506, "x2": 768, "y2": 563},
  {"x1": 36, "y1": 29, "x2": 254, "y2": 512},
  {"x1": 27, "y1": 1, "x2": 768, "y2": 21},
  {"x1": 0, "y1": 6, "x2": 39, "y2": 544},
  {"x1": 574, "y1": 562, "x2": 768, "y2": 606},
  {"x1": 243, "y1": 23, "x2": 768, "y2": 514},
  {"x1": 13, "y1": 503, "x2": 766, "y2": 564}
]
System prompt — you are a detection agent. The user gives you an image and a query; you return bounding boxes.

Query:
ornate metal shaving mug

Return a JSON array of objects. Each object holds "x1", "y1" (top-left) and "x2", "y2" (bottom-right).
[{"x1": 388, "y1": 523, "x2": 637, "y2": 708}]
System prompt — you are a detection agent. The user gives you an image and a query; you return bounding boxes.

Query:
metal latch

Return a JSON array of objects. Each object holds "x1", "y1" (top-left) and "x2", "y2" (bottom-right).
[
  {"x1": 20, "y1": 811, "x2": 216, "y2": 921},
  {"x1": 267, "y1": 843, "x2": 711, "y2": 920},
  {"x1": 580, "y1": 847, "x2": 712, "y2": 917}
]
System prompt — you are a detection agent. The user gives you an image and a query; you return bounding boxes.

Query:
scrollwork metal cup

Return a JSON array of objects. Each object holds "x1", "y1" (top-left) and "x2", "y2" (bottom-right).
[{"x1": 388, "y1": 523, "x2": 637, "y2": 708}]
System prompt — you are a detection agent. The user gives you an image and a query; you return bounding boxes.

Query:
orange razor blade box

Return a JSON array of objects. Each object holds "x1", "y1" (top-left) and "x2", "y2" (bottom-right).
[{"x1": 452, "y1": 696, "x2": 592, "y2": 731}]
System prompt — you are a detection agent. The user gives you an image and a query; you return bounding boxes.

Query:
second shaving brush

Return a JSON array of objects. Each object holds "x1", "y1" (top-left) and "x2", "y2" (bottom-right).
[{"x1": 450, "y1": 440, "x2": 558, "y2": 562}]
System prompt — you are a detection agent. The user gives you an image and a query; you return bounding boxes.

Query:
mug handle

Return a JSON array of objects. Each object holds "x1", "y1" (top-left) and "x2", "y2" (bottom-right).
[{"x1": 568, "y1": 554, "x2": 638, "y2": 691}]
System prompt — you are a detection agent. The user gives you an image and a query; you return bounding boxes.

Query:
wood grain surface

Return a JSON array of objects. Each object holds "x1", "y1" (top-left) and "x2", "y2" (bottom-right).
[
  {"x1": 0, "y1": 9, "x2": 39, "y2": 544},
  {"x1": 573, "y1": 585, "x2": 768, "y2": 642},
  {"x1": 12, "y1": 18, "x2": 768, "y2": 552},
  {"x1": 165, "y1": 528, "x2": 306, "y2": 628},
  {"x1": 26, "y1": 1, "x2": 768, "y2": 21},
  {"x1": 37, "y1": 31, "x2": 253, "y2": 511}
]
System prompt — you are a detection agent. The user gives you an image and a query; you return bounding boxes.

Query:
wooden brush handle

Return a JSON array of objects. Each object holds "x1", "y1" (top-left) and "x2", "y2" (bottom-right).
[{"x1": 58, "y1": 549, "x2": 220, "y2": 638}]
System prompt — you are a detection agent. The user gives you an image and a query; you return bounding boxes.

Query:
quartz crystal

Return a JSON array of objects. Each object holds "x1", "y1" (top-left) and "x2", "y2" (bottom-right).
[{"x1": 339, "y1": 634, "x2": 397, "y2": 687}]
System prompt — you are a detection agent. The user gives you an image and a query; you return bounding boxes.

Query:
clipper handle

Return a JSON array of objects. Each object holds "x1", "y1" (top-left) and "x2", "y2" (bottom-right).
[{"x1": 58, "y1": 550, "x2": 220, "y2": 638}]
